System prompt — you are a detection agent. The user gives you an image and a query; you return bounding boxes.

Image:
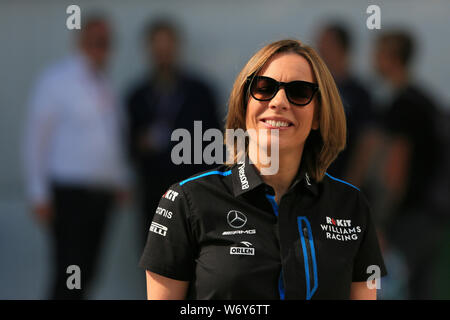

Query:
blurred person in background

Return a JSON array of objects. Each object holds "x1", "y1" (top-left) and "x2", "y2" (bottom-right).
[
  {"x1": 125, "y1": 18, "x2": 221, "y2": 245},
  {"x1": 316, "y1": 23, "x2": 374, "y2": 185},
  {"x1": 372, "y1": 30, "x2": 443, "y2": 299},
  {"x1": 24, "y1": 15, "x2": 128, "y2": 299}
]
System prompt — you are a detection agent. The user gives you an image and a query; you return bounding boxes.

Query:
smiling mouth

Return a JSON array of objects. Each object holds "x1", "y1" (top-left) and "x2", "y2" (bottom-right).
[{"x1": 260, "y1": 119, "x2": 294, "y2": 128}]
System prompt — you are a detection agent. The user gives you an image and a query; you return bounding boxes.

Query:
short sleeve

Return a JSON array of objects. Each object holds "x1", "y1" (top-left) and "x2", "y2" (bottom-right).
[
  {"x1": 352, "y1": 194, "x2": 388, "y2": 282},
  {"x1": 139, "y1": 183, "x2": 196, "y2": 281}
]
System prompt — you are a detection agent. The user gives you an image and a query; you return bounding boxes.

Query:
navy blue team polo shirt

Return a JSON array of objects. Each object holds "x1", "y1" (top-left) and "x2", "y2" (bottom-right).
[{"x1": 139, "y1": 157, "x2": 387, "y2": 299}]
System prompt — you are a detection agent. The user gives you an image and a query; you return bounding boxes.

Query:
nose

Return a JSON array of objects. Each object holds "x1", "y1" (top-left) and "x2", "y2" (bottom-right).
[{"x1": 268, "y1": 87, "x2": 290, "y2": 111}]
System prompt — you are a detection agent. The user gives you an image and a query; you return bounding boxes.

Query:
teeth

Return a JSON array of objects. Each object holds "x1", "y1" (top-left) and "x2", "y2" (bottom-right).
[{"x1": 265, "y1": 120, "x2": 290, "y2": 127}]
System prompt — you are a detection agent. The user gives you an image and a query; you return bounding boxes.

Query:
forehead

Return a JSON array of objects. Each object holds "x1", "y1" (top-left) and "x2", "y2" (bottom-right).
[{"x1": 258, "y1": 52, "x2": 314, "y2": 82}]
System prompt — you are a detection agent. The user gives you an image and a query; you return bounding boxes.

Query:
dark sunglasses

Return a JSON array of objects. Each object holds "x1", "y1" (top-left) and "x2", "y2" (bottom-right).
[{"x1": 247, "y1": 75, "x2": 319, "y2": 106}]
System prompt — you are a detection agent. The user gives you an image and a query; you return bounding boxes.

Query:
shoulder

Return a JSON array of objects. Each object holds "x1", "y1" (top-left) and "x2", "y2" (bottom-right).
[
  {"x1": 53, "y1": 55, "x2": 86, "y2": 79},
  {"x1": 321, "y1": 172, "x2": 370, "y2": 214},
  {"x1": 405, "y1": 85, "x2": 435, "y2": 104},
  {"x1": 322, "y1": 172, "x2": 361, "y2": 193},
  {"x1": 393, "y1": 85, "x2": 435, "y2": 111},
  {"x1": 30, "y1": 57, "x2": 75, "y2": 101},
  {"x1": 177, "y1": 164, "x2": 232, "y2": 191},
  {"x1": 161, "y1": 165, "x2": 233, "y2": 214},
  {"x1": 34, "y1": 58, "x2": 67, "y2": 87},
  {"x1": 126, "y1": 76, "x2": 152, "y2": 102},
  {"x1": 179, "y1": 71, "x2": 213, "y2": 93}
]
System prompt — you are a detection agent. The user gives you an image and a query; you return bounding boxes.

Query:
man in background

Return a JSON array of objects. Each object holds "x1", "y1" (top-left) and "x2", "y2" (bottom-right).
[
  {"x1": 125, "y1": 19, "x2": 220, "y2": 244},
  {"x1": 24, "y1": 15, "x2": 128, "y2": 299},
  {"x1": 373, "y1": 30, "x2": 442, "y2": 299},
  {"x1": 316, "y1": 23, "x2": 374, "y2": 183}
]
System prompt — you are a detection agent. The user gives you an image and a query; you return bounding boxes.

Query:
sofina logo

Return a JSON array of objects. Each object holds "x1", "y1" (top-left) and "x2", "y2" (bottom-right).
[
  {"x1": 320, "y1": 216, "x2": 362, "y2": 241},
  {"x1": 155, "y1": 206, "x2": 173, "y2": 219}
]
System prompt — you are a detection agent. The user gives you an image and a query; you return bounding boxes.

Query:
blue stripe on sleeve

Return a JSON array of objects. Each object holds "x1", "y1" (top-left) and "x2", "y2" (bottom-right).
[{"x1": 179, "y1": 170, "x2": 232, "y2": 186}]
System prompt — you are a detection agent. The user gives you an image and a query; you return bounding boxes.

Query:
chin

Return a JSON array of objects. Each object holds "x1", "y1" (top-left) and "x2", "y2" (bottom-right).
[{"x1": 255, "y1": 139, "x2": 298, "y2": 154}]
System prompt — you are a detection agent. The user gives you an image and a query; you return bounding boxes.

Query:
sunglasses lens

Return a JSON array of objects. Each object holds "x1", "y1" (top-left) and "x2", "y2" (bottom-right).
[
  {"x1": 287, "y1": 82, "x2": 315, "y2": 105},
  {"x1": 249, "y1": 76, "x2": 317, "y2": 106},
  {"x1": 251, "y1": 77, "x2": 277, "y2": 100}
]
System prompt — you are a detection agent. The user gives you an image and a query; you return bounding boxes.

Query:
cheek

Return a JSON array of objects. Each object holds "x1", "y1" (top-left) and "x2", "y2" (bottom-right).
[
  {"x1": 245, "y1": 99, "x2": 261, "y2": 129},
  {"x1": 295, "y1": 107, "x2": 317, "y2": 132},
  {"x1": 244, "y1": 111, "x2": 251, "y2": 131}
]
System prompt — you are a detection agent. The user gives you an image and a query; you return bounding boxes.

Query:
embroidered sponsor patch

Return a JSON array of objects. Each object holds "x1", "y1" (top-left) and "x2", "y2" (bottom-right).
[{"x1": 320, "y1": 216, "x2": 362, "y2": 241}]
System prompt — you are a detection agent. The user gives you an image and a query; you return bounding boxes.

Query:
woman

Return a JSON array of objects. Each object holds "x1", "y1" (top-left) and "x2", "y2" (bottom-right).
[{"x1": 139, "y1": 39, "x2": 387, "y2": 299}]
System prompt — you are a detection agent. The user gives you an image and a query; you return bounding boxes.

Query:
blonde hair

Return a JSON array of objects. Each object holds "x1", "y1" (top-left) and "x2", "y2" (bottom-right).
[{"x1": 225, "y1": 39, "x2": 346, "y2": 182}]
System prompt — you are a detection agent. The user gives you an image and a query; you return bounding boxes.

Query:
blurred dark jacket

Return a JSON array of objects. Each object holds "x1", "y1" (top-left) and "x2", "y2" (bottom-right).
[
  {"x1": 125, "y1": 70, "x2": 221, "y2": 228},
  {"x1": 328, "y1": 76, "x2": 373, "y2": 177},
  {"x1": 383, "y1": 84, "x2": 439, "y2": 214}
]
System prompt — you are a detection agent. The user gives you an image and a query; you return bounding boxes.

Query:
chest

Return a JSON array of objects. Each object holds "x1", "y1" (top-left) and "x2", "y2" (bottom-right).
[
  {"x1": 190, "y1": 193, "x2": 365, "y2": 299},
  {"x1": 57, "y1": 76, "x2": 117, "y2": 129}
]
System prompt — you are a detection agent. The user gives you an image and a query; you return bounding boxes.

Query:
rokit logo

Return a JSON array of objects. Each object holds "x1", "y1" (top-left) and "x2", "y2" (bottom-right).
[
  {"x1": 155, "y1": 206, "x2": 172, "y2": 219},
  {"x1": 150, "y1": 221, "x2": 168, "y2": 237},
  {"x1": 230, "y1": 241, "x2": 255, "y2": 256},
  {"x1": 163, "y1": 189, "x2": 179, "y2": 202},
  {"x1": 320, "y1": 216, "x2": 362, "y2": 242}
]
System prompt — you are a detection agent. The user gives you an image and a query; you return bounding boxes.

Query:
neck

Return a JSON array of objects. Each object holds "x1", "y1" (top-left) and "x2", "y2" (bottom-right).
[
  {"x1": 388, "y1": 67, "x2": 409, "y2": 89},
  {"x1": 155, "y1": 65, "x2": 176, "y2": 80},
  {"x1": 250, "y1": 145, "x2": 303, "y2": 204},
  {"x1": 152, "y1": 68, "x2": 178, "y2": 91},
  {"x1": 79, "y1": 52, "x2": 104, "y2": 75}
]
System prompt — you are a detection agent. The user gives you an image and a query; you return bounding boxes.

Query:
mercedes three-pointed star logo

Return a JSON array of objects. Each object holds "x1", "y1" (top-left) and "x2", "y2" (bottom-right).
[{"x1": 227, "y1": 210, "x2": 247, "y2": 229}]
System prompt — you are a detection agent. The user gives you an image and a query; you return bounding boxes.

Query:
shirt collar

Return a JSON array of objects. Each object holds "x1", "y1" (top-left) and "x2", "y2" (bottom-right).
[
  {"x1": 230, "y1": 156, "x2": 319, "y2": 197},
  {"x1": 231, "y1": 156, "x2": 264, "y2": 197},
  {"x1": 292, "y1": 161, "x2": 319, "y2": 196},
  {"x1": 73, "y1": 52, "x2": 107, "y2": 81}
]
